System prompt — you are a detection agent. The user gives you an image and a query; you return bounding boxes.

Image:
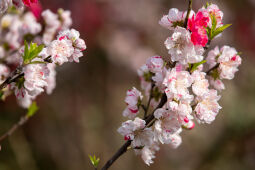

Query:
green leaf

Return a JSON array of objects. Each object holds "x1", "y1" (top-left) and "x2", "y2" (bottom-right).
[
  {"x1": 89, "y1": 154, "x2": 100, "y2": 168},
  {"x1": 27, "y1": 102, "x2": 39, "y2": 117},
  {"x1": 29, "y1": 44, "x2": 44, "y2": 61},
  {"x1": 22, "y1": 41, "x2": 45, "y2": 65},
  {"x1": 206, "y1": 27, "x2": 211, "y2": 38},
  {"x1": 211, "y1": 24, "x2": 232, "y2": 40},
  {"x1": 210, "y1": 14, "x2": 217, "y2": 36},
  {"x1": 190, "y1": 60, "x2": 207, "y2": 73}
]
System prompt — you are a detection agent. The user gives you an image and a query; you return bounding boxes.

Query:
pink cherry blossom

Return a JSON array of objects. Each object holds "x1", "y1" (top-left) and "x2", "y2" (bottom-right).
[
  {"x1": 146, "y1": 56, "x2": 164, "y2": 73},
  {"x1": 22, "y1": 0, "x2": 37, "y2": 7},
  {"x1": 188, "y1": 11, "x2": 209, "y2": 47}
]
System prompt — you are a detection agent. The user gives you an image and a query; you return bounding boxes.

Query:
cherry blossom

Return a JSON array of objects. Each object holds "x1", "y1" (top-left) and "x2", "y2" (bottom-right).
[
  {"x1": 165, "y1": 26, "x2": 204, "y2": 64},
  {"x1": 218, "y1": 46, "x2": 242, "y2": 80},
  {"x1": 188, "y1": 11, "x2": 209, "y2": 47},
  {"x1": 146, "y1": 56, "x2": 164, "y2": 73},
  {"x1": 195, "y1": 89, "x2": 221, "y2": 124},
  {"x1": 122, "y1": 87, "x2": 143, "y2": 119},
  {"x1": 163, "y1": 67, "x2": 193, "y2": 101},
  {"x1": 159, "y1": 8, "x2": 194, "y2": 30}
]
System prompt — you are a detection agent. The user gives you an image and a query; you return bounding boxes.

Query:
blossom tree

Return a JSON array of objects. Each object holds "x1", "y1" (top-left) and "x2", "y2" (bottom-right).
[
  {"x1": 0, "y1": 0, "x2": 86, "y2": 142},
  {"x1": 94, "y1": 1, "x2": 242, "y2": 169}
]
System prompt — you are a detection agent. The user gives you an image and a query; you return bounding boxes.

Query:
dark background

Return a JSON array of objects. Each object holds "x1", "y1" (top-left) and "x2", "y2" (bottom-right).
[{"x1": 0, "y1": 0, "x2": 255, "y2": 170}]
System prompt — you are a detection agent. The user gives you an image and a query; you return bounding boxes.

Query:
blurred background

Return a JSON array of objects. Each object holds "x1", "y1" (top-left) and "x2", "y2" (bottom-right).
[{"x1": 1, "y1": 0, "x2": 255, "y2": 169}]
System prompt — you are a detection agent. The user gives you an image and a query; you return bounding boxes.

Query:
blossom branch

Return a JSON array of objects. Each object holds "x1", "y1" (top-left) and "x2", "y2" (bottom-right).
[
  {"x1": 0, "y1": 56, "x2": 52, "y2": 91},
  {"x1": 101, "y1": 93, "x2": 167, "y2": 170},
  {"x1": 99, "y1": 1, "x2": 241, "y2": 169}
]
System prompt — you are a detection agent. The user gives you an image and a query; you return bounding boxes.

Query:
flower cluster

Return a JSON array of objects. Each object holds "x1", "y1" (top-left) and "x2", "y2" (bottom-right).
[
  {"x1": 0, "y1": 3, "x2": 86, "y2": 108},
  {"x1": 117, "y1": 3, "x2": 241, "y2": 166},
  {"x1": 0, "y1": 0, "x2": 37, "y2": 14}
]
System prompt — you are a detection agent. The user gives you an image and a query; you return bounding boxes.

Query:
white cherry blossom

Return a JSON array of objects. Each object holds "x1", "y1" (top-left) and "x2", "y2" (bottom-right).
[{"x1": 165, "y1": 26, "x2": 204, "y2": 64}]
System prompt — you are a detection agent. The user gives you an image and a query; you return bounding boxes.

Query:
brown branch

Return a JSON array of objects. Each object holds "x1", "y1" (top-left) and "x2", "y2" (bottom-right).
[
  {"x1": 0, "y1": 71, "x2": 24, "y2": 90},
  {"x1": 183, "y1": 0, "x2": 193, "y2": 28},
  {"x1": 101, "y1": 140, "x2": 131, "y2": 170}
]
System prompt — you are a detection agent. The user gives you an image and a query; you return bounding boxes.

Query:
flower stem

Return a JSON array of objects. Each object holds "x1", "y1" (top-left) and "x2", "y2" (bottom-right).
[
  {"x1": 206, "y1": 63, "x2": 220, "y2": 75},
  {"x1": 143, "y1": 83, "x2": 155, "y2": 119}
]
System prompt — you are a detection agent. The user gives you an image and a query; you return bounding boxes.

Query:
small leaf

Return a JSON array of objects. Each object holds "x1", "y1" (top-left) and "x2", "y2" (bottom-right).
[
  {"x1": 27, "y1": 102, "x2": 39, "y2": 117},
  {"x1": 211, "y1": 24, "x2": 232, "y2": 39},
  {"x1": 205, "y1": 2, "x2": 210, "y2": 8},
  {"x1": 190, "y1": 60, "x2": 207, "y2": 73},
  {"x1": 29, "y1": 44, "x2": 44, "y2": 60},
  {"x1": 89, "y1": 154, "x2": 100, "y2": 168}
]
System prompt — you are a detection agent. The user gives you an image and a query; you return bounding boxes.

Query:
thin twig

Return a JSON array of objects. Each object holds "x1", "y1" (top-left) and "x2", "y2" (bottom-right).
[
  {"x1": 184, "y1": 0, "x2": 193, "y2": 28},
  {"x1": 0, "y1": 72, "x2": 24, "y2": 90},
  {"x1": 0, "y1": 114, "x2": 30, "y2": 143},
  {"x1": 206, "y1": 63, "x2": 220, "y2": 75}
]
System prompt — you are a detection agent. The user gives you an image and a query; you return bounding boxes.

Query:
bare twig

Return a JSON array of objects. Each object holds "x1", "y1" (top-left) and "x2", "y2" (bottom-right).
[{"x1": 0, "y1": 114, "x2": 31, "y2": 143}]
